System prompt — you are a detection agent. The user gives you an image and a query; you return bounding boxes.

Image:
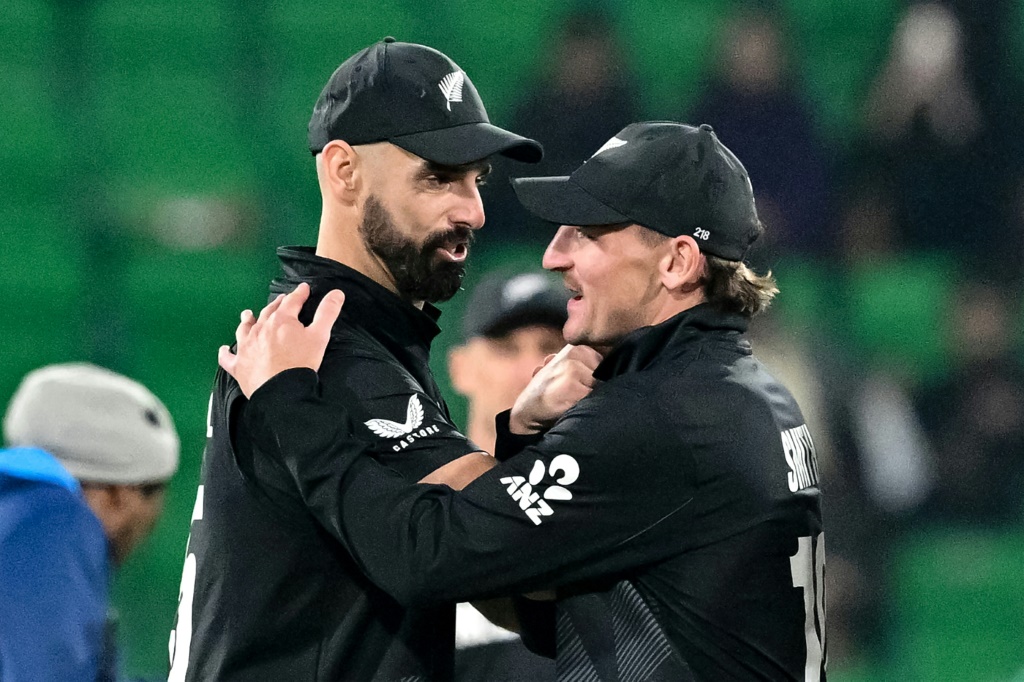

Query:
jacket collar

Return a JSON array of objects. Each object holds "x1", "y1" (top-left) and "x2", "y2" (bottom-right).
[
  {"x1": 271, "y1": 246, "x2": 442, "y2": 351},
  {"x1": 594, "y1": 303, "x2": 750, "y2": 381}
]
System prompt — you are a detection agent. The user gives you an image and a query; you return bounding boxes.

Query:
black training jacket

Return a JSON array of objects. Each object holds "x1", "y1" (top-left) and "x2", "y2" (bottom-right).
[
  {"x1": 168, "y1": 247, "x2": 478, "y2": 681},
  {"x1": 244, "y1": 303, "x2": 827, "y2": 681}
]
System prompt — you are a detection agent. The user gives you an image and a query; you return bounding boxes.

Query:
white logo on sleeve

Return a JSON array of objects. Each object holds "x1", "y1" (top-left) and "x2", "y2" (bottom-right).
[
  {"x1": 365, "y1": 395, "x2": 424, "y2": 437},
  {"x1": 364, "y1": 395, "x2": 441, "y2": 452},
  {"x1": 500, "y1": 454, "x2": 580, "y2": 525},
  {"x1": 439, "y1": 71, "x2": 465, "y2": 111},
  {"x1": 781, "y1": 424, "x2": 819, "y2": 492}
]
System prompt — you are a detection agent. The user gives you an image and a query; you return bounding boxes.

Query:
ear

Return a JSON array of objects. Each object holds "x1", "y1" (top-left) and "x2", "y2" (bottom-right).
[
  {"x1": 659, "y1": 235, "x2": 705, "y2": 295},
  {"x1": 318, "y1": 140, "x2": 360, "y2": 204}
]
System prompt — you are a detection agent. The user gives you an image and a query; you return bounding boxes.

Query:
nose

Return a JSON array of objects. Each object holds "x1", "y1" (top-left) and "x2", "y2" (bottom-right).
[
  {"x1": 451, "y1": 180, "x2": 486, "y2": 230},
  {"x1": 542, "y1": 225, "x2": 575, "y2": 271}
]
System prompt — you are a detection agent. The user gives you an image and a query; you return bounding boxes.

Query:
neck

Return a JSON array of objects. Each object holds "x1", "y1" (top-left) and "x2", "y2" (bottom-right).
[
  {"x1": 649, "y1": 290, "x2": 705, "y2": 327},
  {"x1": 465, "y1": 404, "x2": 498, "y2": 454}
]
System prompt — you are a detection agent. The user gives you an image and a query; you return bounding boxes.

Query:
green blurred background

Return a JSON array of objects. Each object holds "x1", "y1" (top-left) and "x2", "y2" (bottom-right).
[{"x1": 2, "y1": 0, "x2": 1024, "y2": 680}]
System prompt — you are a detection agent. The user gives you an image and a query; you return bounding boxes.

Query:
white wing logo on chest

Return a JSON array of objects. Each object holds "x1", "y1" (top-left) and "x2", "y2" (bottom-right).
[{"x1": 365, "y1": 395, "x2": 425, "y2": 438}]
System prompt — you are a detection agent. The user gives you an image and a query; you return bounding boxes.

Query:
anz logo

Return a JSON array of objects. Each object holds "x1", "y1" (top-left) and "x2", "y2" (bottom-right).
[{"x1": 500, "y1": 454, "x2": 580, "y2": 525}]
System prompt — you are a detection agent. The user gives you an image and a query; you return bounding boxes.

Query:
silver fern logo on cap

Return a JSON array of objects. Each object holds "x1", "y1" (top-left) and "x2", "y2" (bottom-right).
[{"x1": 438, "y1": 71, "x2": 465, "y2": 111}]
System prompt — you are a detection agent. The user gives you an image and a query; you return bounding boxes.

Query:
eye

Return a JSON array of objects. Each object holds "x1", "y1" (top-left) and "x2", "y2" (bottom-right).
[
  {"x1": 575, "y1": 227, "x2": 597, "y2": 241},
  {"x1": 423, "y1": 174, "x2": 451, "y2": 190},
  {"x1": 475, "y1": 174, "x2": 489, "y2": 187}
]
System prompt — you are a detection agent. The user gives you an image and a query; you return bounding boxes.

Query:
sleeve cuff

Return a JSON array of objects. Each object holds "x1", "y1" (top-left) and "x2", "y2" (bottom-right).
[
  {"x1": 493, "y1": 410, "x2": 544, "y2": 462},
  {"x1": 243, "y1": 368, "x2": 320, "y2": 450}
]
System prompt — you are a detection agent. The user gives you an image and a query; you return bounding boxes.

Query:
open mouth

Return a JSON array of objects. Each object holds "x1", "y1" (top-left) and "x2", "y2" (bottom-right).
[{"x1": 436, "y1": 239, "x2": 469, "y2": 262}]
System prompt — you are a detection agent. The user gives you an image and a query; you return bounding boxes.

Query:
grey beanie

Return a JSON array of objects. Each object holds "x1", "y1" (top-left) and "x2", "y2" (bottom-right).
[{"x1": 3, "y1": 363, "x2": 180, "y2": 484}]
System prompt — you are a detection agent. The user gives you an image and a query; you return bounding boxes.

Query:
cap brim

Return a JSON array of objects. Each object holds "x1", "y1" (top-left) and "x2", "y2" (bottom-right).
[
  {"x1": 511, "y1": 176, "x2": 631, "y2": 226},
  {"x1": 391, "y1": 122, "x2": 543, "y2": 165}
]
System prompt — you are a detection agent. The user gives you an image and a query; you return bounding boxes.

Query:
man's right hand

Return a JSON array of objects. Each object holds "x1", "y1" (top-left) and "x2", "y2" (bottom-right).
[
  {"x1": 508, "y1": 344, "x2": 603, "y2": 435},
  {"x1": 218, "y1": 282, "x2": 345, "y2": 398}
]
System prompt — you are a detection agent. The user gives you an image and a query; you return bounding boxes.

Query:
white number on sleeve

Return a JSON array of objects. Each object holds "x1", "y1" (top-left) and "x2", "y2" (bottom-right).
[
  {"x1": 790, "y1": 533, "x2": 826, "y2": 681},
  {"x1": 168, "y1": 485, "x2": 204, "y2": 681}
]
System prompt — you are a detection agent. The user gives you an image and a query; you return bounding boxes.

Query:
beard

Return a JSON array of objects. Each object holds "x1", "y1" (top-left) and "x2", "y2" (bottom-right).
[{"x1": 359, "y1": 195, "x2": 473, "y2": 303}]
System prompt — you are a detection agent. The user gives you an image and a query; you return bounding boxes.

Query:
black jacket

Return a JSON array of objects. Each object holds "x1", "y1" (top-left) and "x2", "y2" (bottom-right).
[
  {"x1": 169, "y1": 248, "x2": 478, "y2": 681},
  {"x1": 245, "y1": 302, "x2": 826, "y2": 681}
]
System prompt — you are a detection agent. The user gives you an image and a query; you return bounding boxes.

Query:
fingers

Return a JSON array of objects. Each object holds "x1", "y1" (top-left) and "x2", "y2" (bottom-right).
[
  {"x1": 236, "y1": 310, "x2": 255, "y2": 346},
  {"x1": 277, "y1": 282, "x2": 311, "y2": 320},
  {"x1": 310, "y1": 289, "x2": 345, "y2": 336},
  {"x1": 533, "y1": 354, "x2": 558, "y2": 377},
  {"x1": 217, "y1": 345, "x2": 236, "y2": 376},
  {"x1": 551, "y1": 344, "x2": 575, "y2": 363},
  {"x1": 568, "y1": 345, "x2": 604, "y2": 370},
  {"x1": 257, "y1": 293, "x2": 285, "y2": 324}
]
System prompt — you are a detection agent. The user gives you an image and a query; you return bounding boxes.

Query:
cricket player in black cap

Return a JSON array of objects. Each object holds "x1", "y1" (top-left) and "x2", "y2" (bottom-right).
[
  {"x1": 168, "y1": 38, "x2": 542, "y2": 682},
  {"x1": 223, "y1": 122, "x2": 827, "y2": 681}
]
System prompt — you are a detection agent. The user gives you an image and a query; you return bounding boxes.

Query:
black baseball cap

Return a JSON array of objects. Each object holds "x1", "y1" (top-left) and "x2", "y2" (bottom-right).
[
  {"x1": 308, "y1": 38, "x2": 543, "y2": 166},
  {"x1": 511, "y1": 122, "x2": 761, "y2": 261},
  {"x1": 461, "y1": 271, "x2": 569, "y2": 341}
]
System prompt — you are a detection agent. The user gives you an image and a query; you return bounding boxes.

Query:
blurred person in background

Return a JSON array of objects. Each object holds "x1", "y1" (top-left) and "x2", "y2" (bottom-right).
[
  {"x1": 860, "y1": 1, "x2": 1021, "y2": 273},
  {"x1": 690, "y1": 2, "x2": 833, "y2": 263},
  {"x1": 448, "y1": 270, "x2": 567, "y2": 681},
  {"x1": 168, "y1": 38, "x2": 543, "y2": 681},
  {"x1": 0, "y1": 363, "x2": 179, "y2": 682},
  {"x1": 485, "y1": 8, "x2": 639, "y2": 243},
  {"x1": 913, "y1": 281, "x2": 1024, "y2": 525}
]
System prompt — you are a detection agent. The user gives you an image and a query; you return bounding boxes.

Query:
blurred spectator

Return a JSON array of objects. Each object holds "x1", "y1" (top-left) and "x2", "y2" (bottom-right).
[
  {"x1": 510, "y1": 9, "x2": 637, "y2": 176},
  {"x1": 914, "y1": 282, "x2": 1024, "y2": 524},
  {"x1": 484, "y1": 9, "x2": 638, "y2": 244},
  {"x1": 0, "y1": 364, "x2": 179, "y2": 682},
  {"x1": 860, "y1": 1, "x2": 1019, "y2": 273},
  {"x1": 689, "y1": 3, "x2": 834, "y2": 263},
  {"x1": 448, "y1": 270, "x2": 567, "y2": 682}
]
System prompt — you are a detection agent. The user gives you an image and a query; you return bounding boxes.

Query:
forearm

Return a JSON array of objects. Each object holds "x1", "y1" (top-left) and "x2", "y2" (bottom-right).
[{"x1": 244, "y1": 371, "x2": 689, "y2": 607}]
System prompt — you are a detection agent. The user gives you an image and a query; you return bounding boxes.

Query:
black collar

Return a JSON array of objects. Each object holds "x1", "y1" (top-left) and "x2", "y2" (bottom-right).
[
  {"x1": 594, "y1": 303, "x2": 750, "y2": 381},
  {"x1": 270, "y1": 246, "x2": 442, "y2": 351}
]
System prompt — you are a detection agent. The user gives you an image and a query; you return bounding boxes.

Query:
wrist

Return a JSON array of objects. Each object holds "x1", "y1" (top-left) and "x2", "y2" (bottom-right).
[
  {"x1": 508, "y1": 410, "x2": 542, "y2": 436},
  {"x1": 494, "y1": 410, "x2": 544, "y2": 462}
]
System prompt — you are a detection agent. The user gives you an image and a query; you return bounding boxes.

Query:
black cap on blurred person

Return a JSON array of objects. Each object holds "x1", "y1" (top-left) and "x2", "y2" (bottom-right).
[
  {"x1": 462, "y1": 271, "x2": 569, "y2": 341},
  {"x1": 511, "y1": 122, "x2": 761, "y2": 261},
  {"x1": 309, "y1": 38, "x2": 543, "y2": 166}
]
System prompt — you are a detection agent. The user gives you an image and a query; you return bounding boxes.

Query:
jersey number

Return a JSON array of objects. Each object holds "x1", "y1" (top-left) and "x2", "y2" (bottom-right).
[
  {"x1": 168, "y1": 485, "x2": 203, "y2": 681},
  {"x1": 790, "y1": 533, "x2": 826, "y2": 681}
]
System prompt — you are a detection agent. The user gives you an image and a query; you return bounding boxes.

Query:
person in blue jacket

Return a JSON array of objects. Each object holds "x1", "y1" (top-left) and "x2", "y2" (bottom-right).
[{"x1": 0, "y1": 363, "x2": 179, "y2": 682}]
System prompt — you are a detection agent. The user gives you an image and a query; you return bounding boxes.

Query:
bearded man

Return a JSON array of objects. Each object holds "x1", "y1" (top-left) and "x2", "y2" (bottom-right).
[{"x1": 167, "y1": 38, "x2": 541, "y2": 682}]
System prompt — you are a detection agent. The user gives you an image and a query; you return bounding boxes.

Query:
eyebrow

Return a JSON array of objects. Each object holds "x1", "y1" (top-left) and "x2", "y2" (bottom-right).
[{"x1": 418, "y1": 159, "x2": 492, "y2": 180}]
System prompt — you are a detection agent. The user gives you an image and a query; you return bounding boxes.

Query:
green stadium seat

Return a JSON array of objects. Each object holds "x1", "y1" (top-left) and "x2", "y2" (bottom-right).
[
  {"x1": 617, "y1": 0, "x2": 725, "y2": 117},
  {"x1": 0, "y1": 0, "x2": 50, "y2": 66},
  {"x1": 891, "y1": 529, "x2": 1024, "y2": 681},
  {"x1": 771, "y1": 257, "x2": 833, "y2": 334},
  {"x1": 781, "y1": 0, "x2": 900, "y2": 139},
  {"x1": 840, "y1": 254, "x2": 955, "y2": 383},
  {"x1": 91, "y1": 0, "x2": 229, "y2": 75},
  {"x1": 423, "y1": 0, "x2": 560, "y2": 121}
]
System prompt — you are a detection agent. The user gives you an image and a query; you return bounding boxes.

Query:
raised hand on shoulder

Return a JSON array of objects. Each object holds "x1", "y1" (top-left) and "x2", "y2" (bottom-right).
[{"x1": 218, "y1": 282, "x2": 345, "y2": 398}]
